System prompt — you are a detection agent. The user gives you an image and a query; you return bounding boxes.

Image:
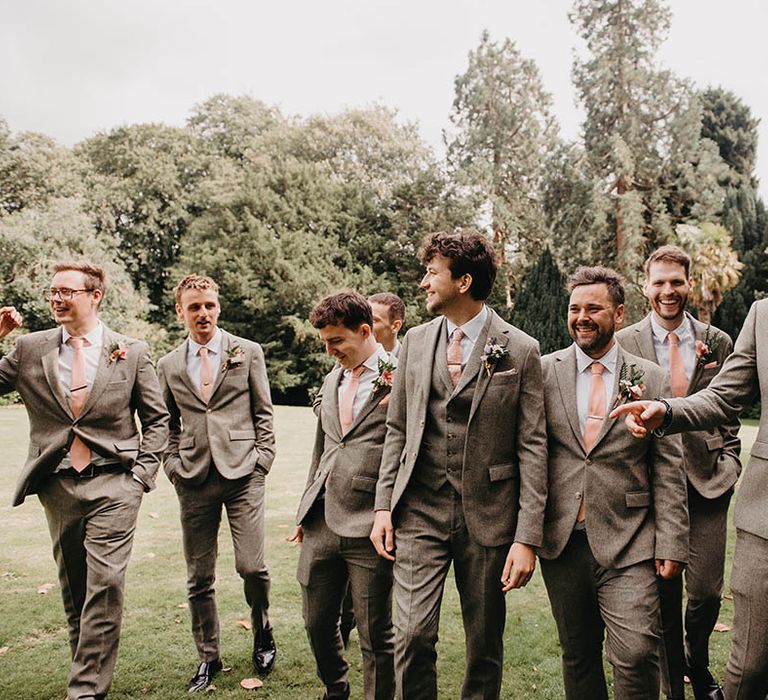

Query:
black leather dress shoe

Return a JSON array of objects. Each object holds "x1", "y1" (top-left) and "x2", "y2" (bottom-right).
[
  {"x1": 253, "y1": 628, "x2": 277, "y2": 675},
  {"x1": 686, "y1": 663, "x2": 724, "y2": 700},
  {"x1": 187, "y1": 658, "x2": 222, "y2": 693}
]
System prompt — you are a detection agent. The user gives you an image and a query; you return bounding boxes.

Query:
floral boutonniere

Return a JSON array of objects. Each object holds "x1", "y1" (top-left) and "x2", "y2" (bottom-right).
[
  {"x1": 695, "y1": 326, "x2": 722, "y2": 367},
  {"x1": 372, "y1": 357, "x2": 396, "y2": 394},
  {"x1": 480, "y1": 337, "x2": 509, "y2": 376},
  {"x1": 221, "y1": 344, "x2": 245, "y2": 372},
  {"x1": 108, "y1": 341, "x2": 127, "y2": 364},
  {"x1": 613, "y1": 362, "x2": 645, "y2": 408}
]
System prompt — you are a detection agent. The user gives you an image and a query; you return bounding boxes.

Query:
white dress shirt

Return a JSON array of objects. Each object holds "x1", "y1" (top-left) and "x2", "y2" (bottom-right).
[
  {"x1": 57, "y1": 321, "x2": 108, "y2": 469},
  {"x1": 186, "y1": 327, "x2": 223, "y2": 395},
  {"x1": 650, "y1": 313, "x2": 696, "y2": 380},
  {"x1": 446, "y1": 305, "x2": 489, "y2": 366},
  {"x1": 574, "y1": 341, "x2": 619, "y2": 435},
  {"x1": 337, "y1": 344, "x2": 390, "y2": 423}
]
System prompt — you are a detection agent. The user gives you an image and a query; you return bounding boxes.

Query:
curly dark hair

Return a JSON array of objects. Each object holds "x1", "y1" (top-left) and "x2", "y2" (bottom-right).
[{"x1": 310, "y1": 291, "x2": 373, "y2": 330}]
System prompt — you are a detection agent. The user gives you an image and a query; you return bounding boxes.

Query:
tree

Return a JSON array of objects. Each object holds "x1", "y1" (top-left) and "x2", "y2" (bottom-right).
[
  {"x1": 570, "y1": 0, "x2": 722, "y2": 279},
  {"x1": 677, "y1": 222, "x2": 744, "y2": 323},
  {"x1": 511, "y1": 249, "x2": 571, "y2": 354},
  {"x1": 446, "y1": 30, "x2": 558, "y2": 307},
  {"x1": 76, "y1": 124, "x2": 207, "y2": 320}
]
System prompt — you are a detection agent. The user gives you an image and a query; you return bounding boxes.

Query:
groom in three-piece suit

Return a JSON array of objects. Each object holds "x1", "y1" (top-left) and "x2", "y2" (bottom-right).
[
  {"x1": 616, "y1": 246, "x2": 740, "y2": 700},
  {"x1": 371, "y1": 230, "x2": 548, "y2": 700},
  {"x1": 0, "y1": 261, "x2": 169, "y2": 700},
  {"x1": 291, "y1": 291, "x2": 396, "y2": 700},
  {"x1": 613, "y1": 295, "x2": 768, "y2": 700},
  {"x1": 539, "y1": 266, "x2": 689, "y2": 700},
  {"x1": 156, "y1": 274, "x2": 276, "y2": 693}
]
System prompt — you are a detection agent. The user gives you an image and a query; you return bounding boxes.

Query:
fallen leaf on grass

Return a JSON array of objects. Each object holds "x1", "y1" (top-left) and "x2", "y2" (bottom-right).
[
  {"x1": 148, "y1": 512, "x2": 159, "y2": 519},
  {"x1": 723, "y1": 593, "x2": 734, "y2": 600},
  {"x1": 240, "y1": 677, "x2": 264, "y2": 689},
  {"x1": 0, "y1": 646, "x2": 10, "y2": 655},
  {"x1": 205, "y1": 684, "x2": 217, "y2": 692},
  {"x1": 37, "y1": 583, "x2": 55, "y2": 594},
  {"x1": 177, "y1": 603, "x2": 188, "y2": 609},
  {"x1": 238, "y1": 619, "x2": 252, "y2": 630},
  {"x1": 714, "y1": 622, "x2": 731, "y2": 633},
  {"x1": 222, "y1": 665, "x2": 232, "y2": 673}
]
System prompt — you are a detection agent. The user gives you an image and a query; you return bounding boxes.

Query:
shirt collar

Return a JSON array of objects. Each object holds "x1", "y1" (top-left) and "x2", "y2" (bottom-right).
[
  {"x1": 62, "y1": 320, "x2": 103, "y2": 348},
  {"x1": 346, "y1": 343, "x2": 388, "y2": 376},
  {"x1": 446, "y1": 305, "x2": 488, "y2": 344},
  {"x1": 574, "y1": 339, "x2": 619, "y2": 375},
  {"x1": 188, "y1": 327, "x2": 223, "y2": 356},
  {"x1": 650, "y1": 313, "x2": 693, "y2": 344}
]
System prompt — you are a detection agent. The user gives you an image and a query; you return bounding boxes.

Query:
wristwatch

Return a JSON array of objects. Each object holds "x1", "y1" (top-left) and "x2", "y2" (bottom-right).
[{"x1": 651, "y1": 398, "x2": 673, "y2": 437}]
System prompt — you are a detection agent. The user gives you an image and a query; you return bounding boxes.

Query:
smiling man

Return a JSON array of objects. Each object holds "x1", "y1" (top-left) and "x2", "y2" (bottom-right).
[
  {"x1": 539, "y1": 265, "x2": 688, "y2": 700},
  {"x1": 291, "y1": 291, "x2": 395, "y2": 700},
  {"x1": 616, "y1": 246, "x2": 739, "y2": 700},
  {"x1": 0, "y1": 261, "x2": 168, "y2": 700},
  {"x1": 156, "y1": 274, "x2": 276, "y2": 693},
  {"x1": 370, "y1": 229, "x2": 547, "y2": 700}
]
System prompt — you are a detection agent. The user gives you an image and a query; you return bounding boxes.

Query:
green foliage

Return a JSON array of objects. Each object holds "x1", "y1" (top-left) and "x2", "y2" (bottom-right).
[{"x1": 511, "y1": 249, "x2": 571, "y2": 354}]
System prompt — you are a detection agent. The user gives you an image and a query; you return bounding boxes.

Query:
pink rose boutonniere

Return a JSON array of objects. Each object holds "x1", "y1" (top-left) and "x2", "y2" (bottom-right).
[
  {"x1": 480, "y1": 337, "x2": 509, "y2": 376},
  {"x1": 108, "y1": 342, "x2": 127, "y2": 364},
  {"x1": 613, "y1": 362, "x2": 645, "y2": 409},
  {"x1": 695, "y1": 326, "x2": 722, "y2": 369},
  {"x1": 222, "y1": 344, "x2": 245, "y2": 372},
  {"x1": 372, "y1": 357, "x2": 396, "y2": 394}
]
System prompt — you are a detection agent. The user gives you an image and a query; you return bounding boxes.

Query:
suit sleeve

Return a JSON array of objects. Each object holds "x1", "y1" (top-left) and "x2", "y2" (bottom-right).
[
  {"x1": 131, "y1": 342, "x2": 170, "y2": 490},
  {"x1": 651, "y1": 372, "x2": 689, "y2": 562},
  {"x1": 375, "y1": 331, "x2": 410, "y2": 511},
  {"x1": 0, "y1": 337, "x2": 21, "y2": 395},
  {"x1": 513, "y1": 341, "x2": 548, "y2": 547},
  {"x1": 669, "y1": 302, "x2": 760, "y2": 432},
  {"x1": 249, "y1": 343, "x2": 276, "y2": 472},
  {"x1": 712, "y1": 333, "x2": 743, "y2": 480},
  {"x1": 157, "y1": 360, "x2": 182, "y2": 480}
]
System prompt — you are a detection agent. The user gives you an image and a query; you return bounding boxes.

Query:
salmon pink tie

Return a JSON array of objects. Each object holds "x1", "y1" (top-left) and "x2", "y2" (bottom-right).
[
  {"x1": 583, "y1": 361, "x2": 606, "y2": 453},
  {"x1": 667, "y1": 332, "x2": 689, "y2": 397},
  {"x1": 68, "y1": 336, "x2": 91, "y2": 471},
  {"x1": 199, "y1": 347, "x2": 214, "y2": 403},
  {"x1": 339, "y1": 366, "x2": 365, "y2": 434},
  {"x1": 447, "y1": 328, "x2": 464, "y2": 388}
]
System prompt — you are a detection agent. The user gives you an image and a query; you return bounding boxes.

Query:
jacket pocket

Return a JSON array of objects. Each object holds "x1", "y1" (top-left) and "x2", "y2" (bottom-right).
[
  {"x1": 351, "y1": 475, "x2": 377, "y2": 493},
  {"x1": 179, "y1": 436, "x2": 195, "y2": 450},
  {"x1": 749, "y1": 439, "x2": 768, "y2": 460},
  {"x1": 229, "y1": 429, "x2": 257, "y2": 441},
  {"x1": 705, "y1": 435, "x2": 724, "y2": 451},
  {"x1": 488, "y1": 463, "x2": 519, "y2": 482},
  {"x1": 114, "y1": 438, "x2": 140, "y2": 452},
  {"x1": 625, "y1": 491, "x2": 651, "y2": 508}
]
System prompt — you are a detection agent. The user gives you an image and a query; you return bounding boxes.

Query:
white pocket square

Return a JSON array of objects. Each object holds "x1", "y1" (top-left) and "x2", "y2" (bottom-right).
[{"x1": 493, "y1": 368, "x2": 518, "y2": 377}]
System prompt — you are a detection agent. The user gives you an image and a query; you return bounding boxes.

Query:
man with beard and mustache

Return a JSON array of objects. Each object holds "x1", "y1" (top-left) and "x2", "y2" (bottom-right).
[
  {"x1": 539, "y1": 266, "x2": 688, "y2": 700},
  {"x1": 616, "y1": 246, "x2": 740, "y2": 700}
]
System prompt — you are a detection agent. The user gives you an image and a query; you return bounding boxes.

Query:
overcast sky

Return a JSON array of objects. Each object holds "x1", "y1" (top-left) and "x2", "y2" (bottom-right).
[{"x1": 2, "y1": 0, "x2": 766, "y2": 197}]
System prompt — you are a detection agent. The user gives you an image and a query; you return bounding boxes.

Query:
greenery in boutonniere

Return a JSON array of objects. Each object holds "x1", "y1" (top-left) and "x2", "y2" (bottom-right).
[
  {"x1": 480, "y1": 337, "x2": 509, "y2": 376},
  {"x1": 695, "y1": 326, "x2": 722, "y2": 367},
  {"x1": 108, "y1": 341, "x2": 127, "y2": 364},
  {"x1": 613, "y1": 362, "x2": 645, "y2": 408},
  {"x1": 222, "y1": 344, "x2": 245, "y2": 372},
  {"x1": 372, "y1": 357, "x2": 396, "y2": 394}
]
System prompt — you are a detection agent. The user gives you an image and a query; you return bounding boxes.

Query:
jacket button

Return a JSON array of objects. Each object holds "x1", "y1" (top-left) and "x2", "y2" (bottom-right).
[
  {"x1": 339, "y1": 443, "x2": 345, "y2": 449},
  {"x1": 585, "y1": 458, "x2": 592, "y2": 466},
  {"x1": 207, "y1": 408, "x2": 212, "y2": 414},
  {"x1": 419, "y1": 420, "x2": 425, "y2": 427},
  {"x1": 576, "y1": 492, "x2": 582, "y2": 499}
]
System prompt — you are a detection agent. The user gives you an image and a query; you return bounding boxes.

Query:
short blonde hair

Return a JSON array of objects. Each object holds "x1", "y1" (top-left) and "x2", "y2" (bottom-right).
[{"x1": 174, "y1": 274, "x2": 219, "y2": 303}]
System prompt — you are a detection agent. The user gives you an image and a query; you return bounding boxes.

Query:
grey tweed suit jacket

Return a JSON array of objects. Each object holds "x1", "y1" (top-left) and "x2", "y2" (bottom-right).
[
  {"x1": 667, "y1": 299, "x2": 768, "y2": 539},
  {"x1": 297, "y1": 362, "x2": 393, "y2": 538},
  {"x1": 374, "y1": 307, "x2": 548, "y2": 548},
  {"x1": 0, "y1": 325, "x2": 169, "y2": 505},
  {"x1": 617, "y1": 313, "x2": 741, "y2": 499},
  {"x1": 540, "y1": 344, "x2": 689, "y2": 567},
  {"x1": 157, "y1": 330, "x2": 275, "y2": 485}
]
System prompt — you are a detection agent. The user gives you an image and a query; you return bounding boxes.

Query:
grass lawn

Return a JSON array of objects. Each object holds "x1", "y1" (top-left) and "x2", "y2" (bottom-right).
[{"x1": 0, "y1": 405, "x2": 757, "y2": 699}]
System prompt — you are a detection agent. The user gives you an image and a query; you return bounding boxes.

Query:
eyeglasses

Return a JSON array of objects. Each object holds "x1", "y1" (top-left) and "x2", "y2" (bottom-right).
[{"x1": 44, "y1": 288, "x2": 94, "y2": 301}]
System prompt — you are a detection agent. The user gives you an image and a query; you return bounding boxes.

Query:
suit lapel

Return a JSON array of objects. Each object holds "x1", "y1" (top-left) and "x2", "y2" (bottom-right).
[
  {"x1": 80, "y1": 326, "x2": 119, "y2": 418},
  {"x1": 467, "y1": 310, "x2": 508, "y2": 422},
  {"x1": 633, "y1": 315, "x2": 659, "y2": 363},
  {"x1": 176, "y1": 339, "x2": 204, "y2": 402},
  {"x1": 345, "y1": 383, "x2": 391, "y2": 436},
  {"x1": 40, "y1": 329, "x2": 72, "y2": 418},
  {"x1": 323, "y1": 366, "x2": 344, "y2": 440},
  {"x1": 554, "y1": 346, "x2": 585, "y2": 452},
  {"x1": 423, "y1": 318, "x2": 445, "y2": 400},
  {"x1": 686, "y1": 313, "x2": 707, "y2": 394},
  {"x1": 208, "y1": 331, "x2": 232, "y2": 402},
  {"x1": 434, "y1": 321, "x2": 454, "y2": 393}
]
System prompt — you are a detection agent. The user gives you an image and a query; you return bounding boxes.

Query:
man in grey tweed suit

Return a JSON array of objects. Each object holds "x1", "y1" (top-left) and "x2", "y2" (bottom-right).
[
  {"x1": 0, "y1": 261, "x2": 169, "y2": 700},
  {"x1": 371, "y1": 230, "x2": 548, "y2": 700},
  {"x1": 290, "y1": 291, "x2": 395, "y2": 700},
  {"x1": 614, "y1": 296, "x2": 768, "y2": 699},
  {"x1": 616, "y1": 246, "x2": 740, "y2": 700},
  {"x1": 540, "y1": 266, "x2": 689, "y2": 700},
  {"x1": 157, "y1": 274, "x2": 276, "y2": 693}
]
